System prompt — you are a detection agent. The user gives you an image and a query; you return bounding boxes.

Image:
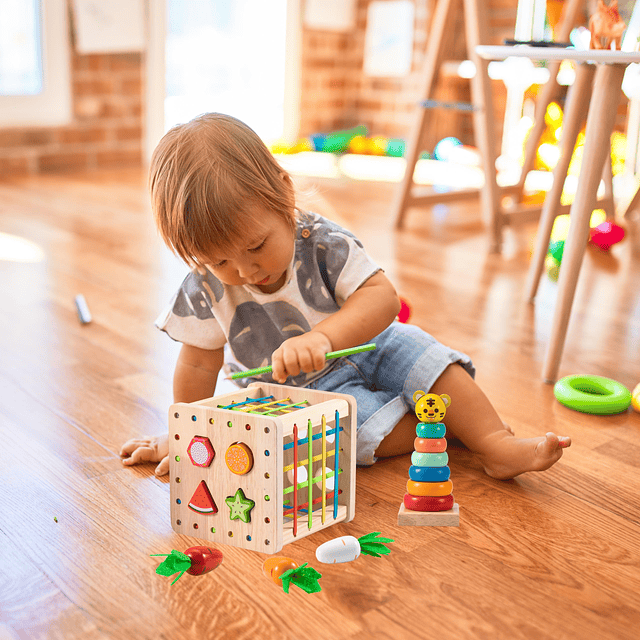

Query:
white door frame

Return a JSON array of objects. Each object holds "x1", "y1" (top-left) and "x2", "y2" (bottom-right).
[{"x1": 144, "y1": 0, "x2": 302, "y2": 166}]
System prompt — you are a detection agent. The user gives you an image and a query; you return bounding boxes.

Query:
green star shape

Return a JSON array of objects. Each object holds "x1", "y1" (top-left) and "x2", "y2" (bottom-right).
[{"x1": 225, "y1": 488, "x2": 255, "y2": 523}]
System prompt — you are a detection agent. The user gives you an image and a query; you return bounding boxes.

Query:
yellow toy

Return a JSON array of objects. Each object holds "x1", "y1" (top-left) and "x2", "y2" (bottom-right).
[
  {"x1": 413, "y1": 391, "x2": 451, "y2": 423},
  {"x1": 398, "y1": 390, "x2": 459, "y2": 527},
  {"x1": 632, "y1": 383, "x2": 640, "y2": 413}
]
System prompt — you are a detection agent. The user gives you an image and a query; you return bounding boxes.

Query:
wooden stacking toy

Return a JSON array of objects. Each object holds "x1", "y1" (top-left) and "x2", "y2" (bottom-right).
[{"x1": 397, "y1": 391, "x2": 459, "y2": 527}]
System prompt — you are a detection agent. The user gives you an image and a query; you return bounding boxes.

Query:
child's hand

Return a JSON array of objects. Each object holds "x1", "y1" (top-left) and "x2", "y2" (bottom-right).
[
  {"x1": 271, "y1": 332, "x2": 333, "y2": 383},
  {"x1": 120, "y1": 434, "x2": 170, "y2": 476}
]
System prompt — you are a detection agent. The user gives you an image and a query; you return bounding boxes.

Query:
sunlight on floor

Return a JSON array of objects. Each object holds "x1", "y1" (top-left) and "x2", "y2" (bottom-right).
[{"x1": 0, "y1": 232, "x2": 45, "y2": 262}]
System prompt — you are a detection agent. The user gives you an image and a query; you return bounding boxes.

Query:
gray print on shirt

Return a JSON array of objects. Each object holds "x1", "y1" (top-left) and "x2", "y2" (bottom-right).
[
  {"x1": 171, "y1": 270, "x2": 224, "y2": 320},
  {"x1": 296, "y1": 218, "x2": 358, "y2": 313},
  {"x1": 228, "y1": 300, "x2": 312, "y2": 386}
]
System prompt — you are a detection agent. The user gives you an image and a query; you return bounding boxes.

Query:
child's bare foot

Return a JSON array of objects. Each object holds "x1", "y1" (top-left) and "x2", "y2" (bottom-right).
[
  {"x1": 479, "y1": 431, "x2": 571, "y2": 480},
  {"x1": 120, "y1": 434, "x2": 169, "y2": 476}
]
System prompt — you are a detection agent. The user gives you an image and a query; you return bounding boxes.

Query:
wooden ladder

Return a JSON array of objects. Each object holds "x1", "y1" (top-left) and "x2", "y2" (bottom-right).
[{"x1": 390, "y1": 0, "x2": 505, "y2": 250}]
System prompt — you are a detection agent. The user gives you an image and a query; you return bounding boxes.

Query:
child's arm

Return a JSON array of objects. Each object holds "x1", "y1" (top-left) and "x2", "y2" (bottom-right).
[
  {"x1": 120, "y1": 344, "x2": 224, "y2": 476},
  {"x1": 173, "y1": 344, "x2": 225, "y2": 402},
  {"x1": 271, "y1": 271, "x2": 401, "y2": 383}
]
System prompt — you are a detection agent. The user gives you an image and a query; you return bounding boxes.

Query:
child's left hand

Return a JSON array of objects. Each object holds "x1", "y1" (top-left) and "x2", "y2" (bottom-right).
[{"x1": 271, "y1": 332, "x2": 333, "y2": 383}]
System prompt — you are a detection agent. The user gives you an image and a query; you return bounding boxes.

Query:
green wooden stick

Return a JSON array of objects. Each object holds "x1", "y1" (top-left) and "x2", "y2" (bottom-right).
[{"x1": 229, "y1": 343, "x2": 376, "y2": 380}]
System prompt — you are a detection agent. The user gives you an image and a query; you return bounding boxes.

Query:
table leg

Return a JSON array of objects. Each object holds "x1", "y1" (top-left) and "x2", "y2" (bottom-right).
[
  {"x1": 525, "y1": 63, "x2": 595, "y2": 303},
  {"x1": 542, "y1": 63, "x2": 626, "y2": 383}
]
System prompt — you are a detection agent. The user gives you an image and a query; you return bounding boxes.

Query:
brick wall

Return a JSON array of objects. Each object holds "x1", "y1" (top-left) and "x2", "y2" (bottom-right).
[
  {"x1": 299, "y1": 0, "x2": 518, "y2": 148},
  {"x1": 0, "y1": 48, "x2": 143, "y2": 176}
]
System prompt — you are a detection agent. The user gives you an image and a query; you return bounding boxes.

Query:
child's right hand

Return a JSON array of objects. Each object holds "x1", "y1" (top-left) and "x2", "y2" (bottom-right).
[
  {"x1": 271, "y1": 331, "x2": 333, "y2": 383},
  {"x1": 120, "y1": 434, "x2": 170, "y2": 476}
]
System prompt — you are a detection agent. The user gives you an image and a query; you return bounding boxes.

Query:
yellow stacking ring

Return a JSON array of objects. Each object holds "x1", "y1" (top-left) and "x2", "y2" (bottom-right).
[{"x1": 406, "y1": 479, "x2": 453, "y2": 496}]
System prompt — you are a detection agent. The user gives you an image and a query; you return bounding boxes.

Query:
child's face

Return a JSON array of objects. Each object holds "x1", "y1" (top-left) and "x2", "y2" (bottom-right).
[{"x1": 204, "y1": 205, "x2": 295, "y2": 294}]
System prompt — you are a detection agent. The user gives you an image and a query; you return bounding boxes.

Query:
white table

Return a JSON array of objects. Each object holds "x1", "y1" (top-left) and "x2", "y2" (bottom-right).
[{"x1": 476, "y1": 46, "x2": 640, "y2": 382}]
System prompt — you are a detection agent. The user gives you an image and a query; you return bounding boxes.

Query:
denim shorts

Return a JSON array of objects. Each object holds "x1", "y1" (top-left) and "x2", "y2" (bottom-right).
[{"x1": 305, "y1": 322, "x2": 475, "y2": 466}]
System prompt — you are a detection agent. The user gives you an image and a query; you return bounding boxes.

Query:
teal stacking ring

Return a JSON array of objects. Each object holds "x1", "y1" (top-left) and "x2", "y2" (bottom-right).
[
  {"x1": 416, "y1": 422, "x2": 446, "y2": 438},
  {"x1": 411, "y1": 451, "x2": 448, "y2": 467},
  {"x1": 554, "y1": 374, "x2": 631, "y2": 415}
]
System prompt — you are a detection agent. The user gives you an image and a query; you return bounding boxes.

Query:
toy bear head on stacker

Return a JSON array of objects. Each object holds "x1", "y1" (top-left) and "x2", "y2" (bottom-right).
[{"x1": 413, "y1": 391, "x2": 451, "y2": 423}]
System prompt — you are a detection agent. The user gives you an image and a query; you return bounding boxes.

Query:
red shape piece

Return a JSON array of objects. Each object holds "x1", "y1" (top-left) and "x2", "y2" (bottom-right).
[
  {"x1": 187, "y1": 436, "x2": 215, "y2": 467},
  {"x1": 589, "y1": 221, "x2": 625, "y2": 251},
  {"x1": 403, "y1": 493, "x2": 454, "y2": 512},
  {"x1": 188, "y1": 481, "x2": 218, "y2": 514}
]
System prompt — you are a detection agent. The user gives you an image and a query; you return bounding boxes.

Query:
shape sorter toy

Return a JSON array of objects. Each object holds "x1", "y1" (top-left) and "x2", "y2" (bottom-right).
[
  {"x1": 169, "y1": 382, "x2": 357, "y2": 553},
  {"x1": 397, "y1": 391, "x2": 460, "y2": 527}
]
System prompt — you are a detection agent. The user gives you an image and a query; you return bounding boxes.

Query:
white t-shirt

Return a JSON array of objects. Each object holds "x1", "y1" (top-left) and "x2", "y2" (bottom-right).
[{"x1": 156, "y1": 211, "x2": 381, "y2": 386}]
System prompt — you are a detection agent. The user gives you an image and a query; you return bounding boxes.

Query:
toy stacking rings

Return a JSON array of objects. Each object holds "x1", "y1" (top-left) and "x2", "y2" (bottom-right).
[{"x1": 554, "y1": 374, "x2": 631, "y2": 415}]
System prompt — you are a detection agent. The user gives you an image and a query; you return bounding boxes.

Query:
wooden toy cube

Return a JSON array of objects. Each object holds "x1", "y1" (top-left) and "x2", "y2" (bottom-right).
[{"x1": 169, "y1": 382, "x2": 357, "y2": 553}]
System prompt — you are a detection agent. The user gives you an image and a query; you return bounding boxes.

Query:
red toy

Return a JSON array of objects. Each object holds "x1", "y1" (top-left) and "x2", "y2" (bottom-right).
[
  {"x1": 151, "y1": 546, "x2": 223, "y2": 584},
  {"x1": 588, "y1": 221, "x2": 625, "y2": 251},
  {"x1": 397, "y1": 297, "x2": 411, "y2": 323}
]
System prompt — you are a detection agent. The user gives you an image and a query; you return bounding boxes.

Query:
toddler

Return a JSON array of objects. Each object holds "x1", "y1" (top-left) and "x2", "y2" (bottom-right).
[{"x1": 120, "y1": 113, "x2": 570, "y2": 479}]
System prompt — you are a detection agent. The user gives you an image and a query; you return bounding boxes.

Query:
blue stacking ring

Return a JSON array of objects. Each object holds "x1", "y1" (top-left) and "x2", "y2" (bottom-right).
[
  {"x1": 416, "y1": 422, "x2": 446, "y2": 438},
  {"x1": 411, "y1": 451, "x2": 448, "y2": 467},
  {"x1": 409, "y1": 465, "x2": 451, "y2": 482}
]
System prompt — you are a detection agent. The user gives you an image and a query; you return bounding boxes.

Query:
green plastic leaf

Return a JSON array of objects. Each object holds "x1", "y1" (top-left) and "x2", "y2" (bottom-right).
[
  {"x1": 152, "y1": 549, "x2": 192, "y2": 583},
  {"x1": 279, "y1": 563, "x2": 322, "y2": 594},
  {"x1": 357, "y1": 532, "x2": 394, "y2": 557}
]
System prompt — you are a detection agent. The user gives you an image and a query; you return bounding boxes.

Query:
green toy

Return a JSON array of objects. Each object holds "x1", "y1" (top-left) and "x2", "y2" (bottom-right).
[{"x1": 554, "y1": 374, "x2": 632, "y2": 415}]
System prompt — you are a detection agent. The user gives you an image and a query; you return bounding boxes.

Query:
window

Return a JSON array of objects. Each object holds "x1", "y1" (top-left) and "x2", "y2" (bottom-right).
[{"x1": 0, "y1": 0, "x2": 71, "y2": 127}]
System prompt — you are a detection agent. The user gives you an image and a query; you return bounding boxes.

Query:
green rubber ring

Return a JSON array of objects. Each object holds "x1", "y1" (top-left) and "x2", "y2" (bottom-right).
[{"x1": 554, "y1": 374, "x2": 631, "y2": 415}]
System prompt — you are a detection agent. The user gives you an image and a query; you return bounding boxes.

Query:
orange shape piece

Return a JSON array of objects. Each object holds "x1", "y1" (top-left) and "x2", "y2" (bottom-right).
[
  {"x1": 225, "y1": 442, "x2": 254, "y2": 475},
  {"x1": 414, "y1": 437, "x2": 447, "y2": 453},
  {"x1": 406, "y1": 479, "x2": 453, "y2": 497}
]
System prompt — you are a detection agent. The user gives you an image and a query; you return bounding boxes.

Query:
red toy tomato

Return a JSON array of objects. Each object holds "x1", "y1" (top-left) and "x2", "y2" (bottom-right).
[
  {"x1": 151, "y1": 546, "x2": 223, "y2": 584},
  {"x1": 184, "y1": 546, "x2": 223, "y2": 576}
]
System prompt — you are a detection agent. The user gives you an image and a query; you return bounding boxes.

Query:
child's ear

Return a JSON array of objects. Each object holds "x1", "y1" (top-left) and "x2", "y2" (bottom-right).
[
  {"x1": 440, "y1": 393, "x2": 451, "y2": 408},
  {"x1": 413, "y1": 390, "x2": 426, "y2": 403}
]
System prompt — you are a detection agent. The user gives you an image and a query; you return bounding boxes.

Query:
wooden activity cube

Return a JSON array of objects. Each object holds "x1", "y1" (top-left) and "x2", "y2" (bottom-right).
[{"x1": 169, "y1": 382, "x2": 357, "y2": 553}]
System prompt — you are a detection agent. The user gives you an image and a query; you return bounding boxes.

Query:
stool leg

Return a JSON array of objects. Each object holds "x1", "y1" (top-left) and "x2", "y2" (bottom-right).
[
  {"x1": 601, "y1": 151, "x2": 615, "y2": 221},
  {"x1": 524, "y1": 63, "x2": 595, "y2": 303},
  {"x1": 514, "y1": 0, "x2": 584, "y2": 200},
  {"x1": 623, "y1": 183, "x2": 640, "y2": 219},
  {"x1": 464, "y1": 0, "x2": 502, "y2": 252},
  {"x1": 542, "y1": 63, "x2": 626, "y2": 383}
]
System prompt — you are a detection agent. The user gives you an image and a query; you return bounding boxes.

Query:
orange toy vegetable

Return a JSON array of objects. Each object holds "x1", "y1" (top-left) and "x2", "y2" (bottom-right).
[{"x1": 262, "y1": 556, "x2": 322, "y2": 594}]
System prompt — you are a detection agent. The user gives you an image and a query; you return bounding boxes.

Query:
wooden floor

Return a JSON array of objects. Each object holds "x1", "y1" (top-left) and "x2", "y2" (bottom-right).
[{"x1": 0, "y1": 168, "x2": 639, "y2": 640}]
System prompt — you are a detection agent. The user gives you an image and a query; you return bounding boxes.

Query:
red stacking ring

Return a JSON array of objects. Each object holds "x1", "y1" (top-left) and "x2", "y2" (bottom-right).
[{"x1": 403, "y1": 493, "x2": 454, "y2": 512}]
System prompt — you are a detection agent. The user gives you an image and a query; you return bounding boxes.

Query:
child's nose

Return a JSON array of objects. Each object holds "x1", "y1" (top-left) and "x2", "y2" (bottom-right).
[{"x1": 236, "y1": 257, "x2": 258, "y2": 278}]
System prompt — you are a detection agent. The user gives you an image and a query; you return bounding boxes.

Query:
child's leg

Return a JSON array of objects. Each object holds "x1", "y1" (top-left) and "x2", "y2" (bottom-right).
[
  {"x1": 120, "y1": 433, "x2": 170, "y2": 476},
  {"x1": 375, "y1": 363, "x2": 570, "y2": 479}
]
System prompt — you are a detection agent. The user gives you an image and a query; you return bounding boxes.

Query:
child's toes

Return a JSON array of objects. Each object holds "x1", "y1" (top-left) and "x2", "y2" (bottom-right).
[{"x1": 559, "y1": 435, "x2": 571, "y2": 448}]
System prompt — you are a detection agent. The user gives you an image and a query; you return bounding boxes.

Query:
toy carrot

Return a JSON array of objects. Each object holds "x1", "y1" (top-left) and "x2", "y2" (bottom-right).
[
  {"x1": 315, "y1": 531, "x2": 394, "y2": 564},
  {"x1": 262, "y1": 556, "x2": 322, "y2": 594},
  {"x1": 151, "y1": 546, "x2": 223, "y2": 584}
]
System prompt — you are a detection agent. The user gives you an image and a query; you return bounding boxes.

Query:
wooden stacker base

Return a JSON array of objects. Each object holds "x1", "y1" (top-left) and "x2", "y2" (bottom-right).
[{"x1": 398, "y1": 502, "x2": 460, "y2": 527}]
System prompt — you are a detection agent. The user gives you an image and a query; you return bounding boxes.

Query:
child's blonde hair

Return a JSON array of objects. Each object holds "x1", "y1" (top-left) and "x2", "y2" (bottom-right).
[{"x1": 149, "y1": 112, "x2": 296, "y2": 268}]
